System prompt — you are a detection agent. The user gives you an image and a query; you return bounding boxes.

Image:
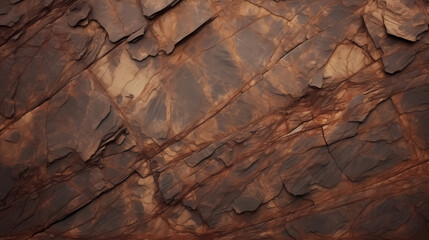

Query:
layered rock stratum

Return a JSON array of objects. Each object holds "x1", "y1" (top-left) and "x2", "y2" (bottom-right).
[{"x1": 1, "y1": 0, "x2": 429, "y2": 239}]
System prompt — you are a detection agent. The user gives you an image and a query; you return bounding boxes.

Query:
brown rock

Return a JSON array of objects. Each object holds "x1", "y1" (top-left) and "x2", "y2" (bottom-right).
[{"x1": 0, "y1": 0, "x2": 429, "y2": 239}]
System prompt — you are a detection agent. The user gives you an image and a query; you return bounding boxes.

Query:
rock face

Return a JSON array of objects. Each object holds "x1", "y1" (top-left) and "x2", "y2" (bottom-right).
[{"x1": 0, "y1": 0, "x2": 429, "y2": 239}]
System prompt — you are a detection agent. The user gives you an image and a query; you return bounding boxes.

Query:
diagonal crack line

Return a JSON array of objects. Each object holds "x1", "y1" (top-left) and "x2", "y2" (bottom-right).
[
  {"x1": 0, "y1": 37, "x2": 127, "y2": 136},
  {"x1": 0, "y1": 0, "x2": 77, "y2": 60},
  {"x1": 168, "y1": 14, "x2": 219, "y2": 54},
  {"x1": 152, "y1": 0, "x2": 371, "y2": 159},
  {"x1": 321, "y1": 126, "x2": 353, "y2": 182},
  {"x1": 208, "y1": 160, "x2": 429, "y2": 238},
  {"x1": 30, "y1": 169, "x2": 140, "y2": 239},
  {"x1": 87, "y1": 70, "x2": 148, "y2": 152}
]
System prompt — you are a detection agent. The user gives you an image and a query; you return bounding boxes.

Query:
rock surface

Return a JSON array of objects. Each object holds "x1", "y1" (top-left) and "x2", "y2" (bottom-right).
[{"x1": 0, "y1": 0, "x2": 429, "y2": 239}]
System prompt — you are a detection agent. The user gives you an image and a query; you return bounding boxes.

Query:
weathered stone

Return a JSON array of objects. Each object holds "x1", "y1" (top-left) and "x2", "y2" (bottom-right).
[
  {"x1": 159, "y1": 170, "x2": 184, "y2": 203},
  {"x1": 357, "y1": 196, "x2": 413, "y2": 235},
  {"x1": 150, "y1": 0, "x2": 215, "y2": 53},
  {"x1": 362, "y1": 0, "x2": 428, "y2": 75},
  {"x1": 1, "y1": 0, "x2": 429, "y2": 239},
  {"x1": 381, "y1": 0, "x2": 428, "y2": 42},
  {"x1": 89, "y1": 0, "x2": 148, "y2": 42},
  {"x1": 46, "y1": 72, "x2": 120, "y2": 162},
  {"x1": 67, "y1": 1, "x2": 91, "y2": 27},
  {"x1": 232, "y1": 196, "x2": 262, "y2": 214},
  {"x1": 383, "y1": 48, "x2": 416, "y2": 74},
  {"x1": 140, "y1": 0, "x2": 179, "y2": 18},
  {"x1": 126, "y1": 30, "x2": 159, "y2": 61},
  {"x1": 286, "y1": 211, "x2": 347, "y2": 236}
]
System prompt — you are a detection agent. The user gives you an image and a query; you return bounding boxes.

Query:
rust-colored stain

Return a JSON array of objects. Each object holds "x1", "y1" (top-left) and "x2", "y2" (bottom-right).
[{"x1": 0, "y1": 0, "x2": 428, "y2": 239}]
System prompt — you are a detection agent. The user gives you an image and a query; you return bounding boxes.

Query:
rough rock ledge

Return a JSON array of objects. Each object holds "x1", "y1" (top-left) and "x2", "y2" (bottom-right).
[{"x1": 0, "y1": 0, "x2": 429, "y2": 239}]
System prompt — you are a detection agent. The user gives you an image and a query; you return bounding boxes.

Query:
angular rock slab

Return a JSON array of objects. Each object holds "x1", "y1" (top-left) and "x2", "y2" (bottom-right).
[
  {"x1": 0, "y1": 0, "x2": 429, "y2": 239},
  {"x1": 89, "y1": 0, "x2": 148, "y2": 42}
]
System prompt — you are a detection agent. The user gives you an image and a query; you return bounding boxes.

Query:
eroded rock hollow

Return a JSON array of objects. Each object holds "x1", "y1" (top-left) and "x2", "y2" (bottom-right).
[{"x1": 1, "y1": 0, "x2": 429, "y2": 239}]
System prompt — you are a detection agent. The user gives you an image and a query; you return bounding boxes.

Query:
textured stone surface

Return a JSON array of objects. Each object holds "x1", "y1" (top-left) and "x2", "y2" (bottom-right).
[{"x1": 0, "y1": 0, "x2": 429, "y2": 239}]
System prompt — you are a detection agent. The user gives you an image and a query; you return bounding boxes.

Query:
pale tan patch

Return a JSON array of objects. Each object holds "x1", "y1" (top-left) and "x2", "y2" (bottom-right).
[
  {"x1": 323, "y1": 42, "x2": 372, "y2": 83},
  {"x1": 91, "y1": 49, "x2": 155, "y2": 108}
]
